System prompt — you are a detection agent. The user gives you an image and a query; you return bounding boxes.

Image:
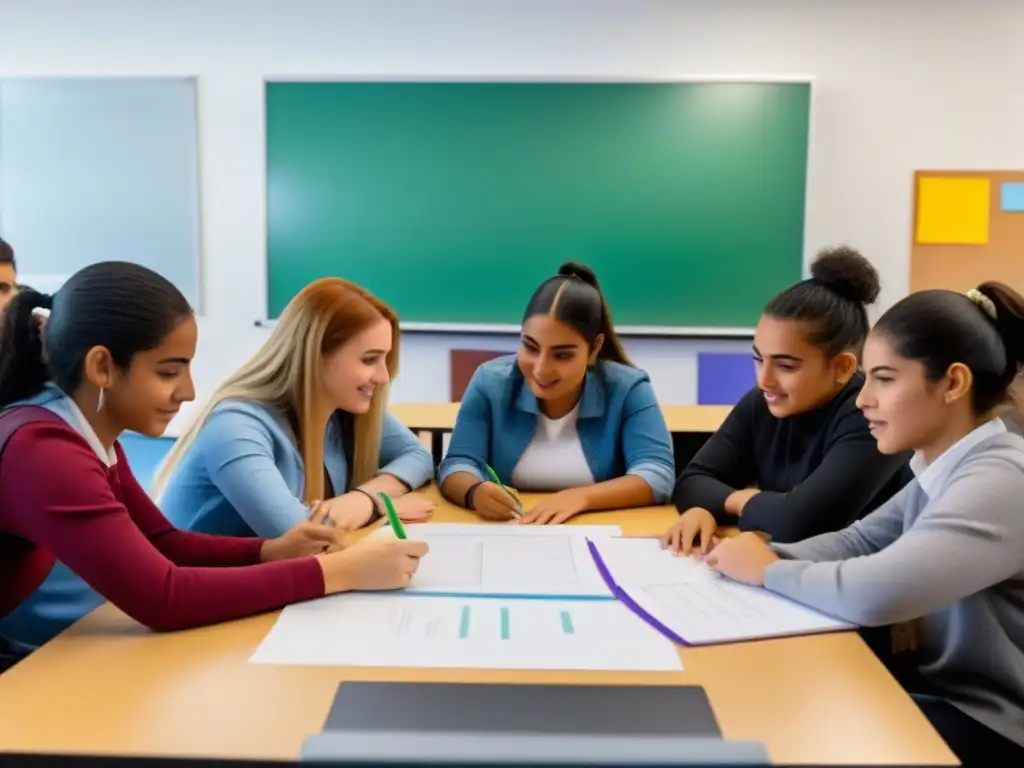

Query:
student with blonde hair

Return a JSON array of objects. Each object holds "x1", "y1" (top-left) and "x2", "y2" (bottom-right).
[
  {"x1": 0, "y1": 264, "x2": 426, "y2": 670},
  {"x1": 156, "y1": 277, "x2": 435, "y2": 538}
]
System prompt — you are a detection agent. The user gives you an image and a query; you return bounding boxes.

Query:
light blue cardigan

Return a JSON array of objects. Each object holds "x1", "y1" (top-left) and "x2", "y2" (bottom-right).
[{"x1": 159, "y1": 399, "x2": 434, "y2": 538}]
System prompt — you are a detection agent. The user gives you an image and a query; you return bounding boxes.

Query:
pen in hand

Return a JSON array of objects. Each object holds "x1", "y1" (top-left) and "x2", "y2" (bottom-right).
[
  {"x1": 378, "y1": 492, "x2": 407, "y2": 539},
  {"x1": 484, "y1": 464, "x2": 526, "y2": 519}
]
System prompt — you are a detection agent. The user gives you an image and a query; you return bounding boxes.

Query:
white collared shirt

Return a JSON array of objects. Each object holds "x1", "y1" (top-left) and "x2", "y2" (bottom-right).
[
  {"x1": 22, "y1": 384, "x2": 117, "y2": 467},
  {"x1": 910, "y1": 418, "x2": 1007, "y2": 499}
]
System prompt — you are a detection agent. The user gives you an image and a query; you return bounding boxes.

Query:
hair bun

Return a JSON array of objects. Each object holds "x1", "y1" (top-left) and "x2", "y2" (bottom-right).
[
  {"x1": 557, "y1": 261, "x2": 600, "y2": 289},
  {"x1": 810, "y1": 246, "x2": 880, "y2": 305}
]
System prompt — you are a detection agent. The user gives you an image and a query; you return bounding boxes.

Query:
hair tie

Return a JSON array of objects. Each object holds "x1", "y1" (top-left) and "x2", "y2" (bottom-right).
[
  {"x1": 30, "y1": 294, "x2": 52, "y2": 322},
  {"x1": 966, "y1": 288, "x2": 997, "y2": 321}
]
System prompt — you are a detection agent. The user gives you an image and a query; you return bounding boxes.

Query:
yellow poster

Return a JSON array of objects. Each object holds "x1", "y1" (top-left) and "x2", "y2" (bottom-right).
[{"x1": 916, "y1": 177, "x2": 990, "y2": 245}]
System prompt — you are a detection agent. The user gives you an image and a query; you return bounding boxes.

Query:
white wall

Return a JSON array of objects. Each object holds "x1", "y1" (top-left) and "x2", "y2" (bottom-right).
[{"x1": 1, "y1": 0, "x2": 1022, "y2": 433}]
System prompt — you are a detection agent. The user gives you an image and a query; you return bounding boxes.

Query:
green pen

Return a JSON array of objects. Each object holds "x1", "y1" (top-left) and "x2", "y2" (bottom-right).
[
  {"x1": 378, "y1": 492, "x2": 407, "y2": 540},
  {"x1": 484, "y1": 464, "x2": 525, "y2": 518}
]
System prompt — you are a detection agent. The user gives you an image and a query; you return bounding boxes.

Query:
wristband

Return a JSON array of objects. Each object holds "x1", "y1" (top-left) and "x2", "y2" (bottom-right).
[
  {"x1": 463, "y1": 481, "x2": 485, "y2": 510},
  {"x1": 352, "y1": 488, "x2": 383, "y2": 524}
]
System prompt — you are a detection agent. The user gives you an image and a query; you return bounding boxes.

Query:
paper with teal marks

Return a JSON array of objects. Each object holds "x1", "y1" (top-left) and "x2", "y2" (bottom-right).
[{"x1": 251, "y1": 594, "x2": 683, "y2": 671}]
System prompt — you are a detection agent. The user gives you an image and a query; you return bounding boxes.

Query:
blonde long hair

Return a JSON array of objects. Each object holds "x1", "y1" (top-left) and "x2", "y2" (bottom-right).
[{"x1": 153, "y1": 278, "x2": 399, "y2": 504}]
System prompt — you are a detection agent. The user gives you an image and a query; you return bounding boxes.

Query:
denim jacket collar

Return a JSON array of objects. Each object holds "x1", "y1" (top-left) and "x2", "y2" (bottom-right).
[{"x1": 514, "y1": 366, "x2": 607, "y2": 420}]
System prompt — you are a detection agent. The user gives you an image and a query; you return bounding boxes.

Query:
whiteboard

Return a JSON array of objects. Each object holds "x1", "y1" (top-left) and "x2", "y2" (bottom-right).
[{"x1": 0, "y1": 77, "x2": 201, "y2": 306}]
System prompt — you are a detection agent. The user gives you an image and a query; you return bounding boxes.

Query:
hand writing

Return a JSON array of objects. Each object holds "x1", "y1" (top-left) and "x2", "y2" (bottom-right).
[{"x1": 471, "y1": 482, "x2": 521, "y2": 521}]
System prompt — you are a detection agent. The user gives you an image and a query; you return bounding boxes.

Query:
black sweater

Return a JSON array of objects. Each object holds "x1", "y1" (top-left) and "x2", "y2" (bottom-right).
[{"x1": 673, "y1": 374, "x2": 912, "y2": 543}]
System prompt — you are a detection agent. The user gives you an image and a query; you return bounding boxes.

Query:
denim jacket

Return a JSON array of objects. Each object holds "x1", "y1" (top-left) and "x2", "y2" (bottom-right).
[{"x1": 438, "y1": 355, "x2": 675, "y2": 502}]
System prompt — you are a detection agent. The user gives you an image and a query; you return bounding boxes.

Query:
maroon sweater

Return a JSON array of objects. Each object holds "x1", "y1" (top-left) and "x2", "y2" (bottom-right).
[{"x1": 0, "y1": 407, "x2": 324, "y2": 631}]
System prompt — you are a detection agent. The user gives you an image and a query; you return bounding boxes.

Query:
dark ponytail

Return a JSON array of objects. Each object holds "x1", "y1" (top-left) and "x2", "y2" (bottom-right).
[
  {"x1": 978, "y1": 283, "x2": 1024, "y2": 382},
  {"x1": 0, "y1": 289, "x2": 52, "y2": 407},
  {"x1": 0, "y1": 261, "x2": 193, "y2": 409},
  {"x1": 764, "y1": 246, "x2": 880, "y2": 357},
  {"x1": 523, "y1": 261, "x2": 632, "y2": 367},
  {"x1": 873, "y1": 281, "x2": 1024, "y2": 415}
]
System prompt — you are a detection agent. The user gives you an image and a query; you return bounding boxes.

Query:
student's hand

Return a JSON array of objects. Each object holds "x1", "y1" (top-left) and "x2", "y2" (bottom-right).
[
  {"x1": 521, "y1": 488, "x2": 589, "y2": 525},
  {"x1": 260, "y1": 502, "x2": 346, "y2": 562},
  {"x1": 471, "y1": 482, "x2": 521, "y2": 521},
  {"x1": 724, "y1": 488, "x2": 760, "y2": 517},
  {"x1": 316, "y1": 537, "x2": 429, "y2": 593},
  {"x1": 660, "y1": 507, "x2": 719, "y2": 556},
  {"x1": 318, "y1": 492, "x2": 377, "y2": 531},
  {"x1": 392, "y1": 493, "x2": 436, "y2": 523},
  {"x1": 704, "y1": 532, "x2": 779, "y2": 586}
]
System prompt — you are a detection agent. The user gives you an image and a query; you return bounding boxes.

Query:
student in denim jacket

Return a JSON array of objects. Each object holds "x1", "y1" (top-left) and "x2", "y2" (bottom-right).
[{"x1": 438, "y1": 262, "x2": 675, "y2": 525}]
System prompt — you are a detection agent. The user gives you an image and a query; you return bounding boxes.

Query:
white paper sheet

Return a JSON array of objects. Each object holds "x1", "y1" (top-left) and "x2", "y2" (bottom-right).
[
  {"x1": 250, "y1": 593, "x2": 682, "y2": 672},
  {"x1": 373, "y1": 523, "x2": 620, "y2": 598},
  {"x1": 593, "y1": 538, "x2": 854, "y2": 646}
]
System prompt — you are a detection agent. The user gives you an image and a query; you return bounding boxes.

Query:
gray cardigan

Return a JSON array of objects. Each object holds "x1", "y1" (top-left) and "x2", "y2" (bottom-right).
[{"x1": 766, "y1": 426, "x2": 1024, "y2": 748}]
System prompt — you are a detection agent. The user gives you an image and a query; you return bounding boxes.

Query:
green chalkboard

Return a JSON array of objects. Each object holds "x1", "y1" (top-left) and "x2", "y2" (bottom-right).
[{"x1": 266, "y1": 81, "x2": 810, "y2": 328}]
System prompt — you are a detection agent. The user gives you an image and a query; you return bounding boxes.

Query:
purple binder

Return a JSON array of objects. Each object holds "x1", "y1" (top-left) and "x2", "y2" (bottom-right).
[
  {"x1": 586, "y1": 538, "x2": 853, "y2": 648},
  {"x1": 586, "y1": 539, "x2": 691, "y2": 647}
]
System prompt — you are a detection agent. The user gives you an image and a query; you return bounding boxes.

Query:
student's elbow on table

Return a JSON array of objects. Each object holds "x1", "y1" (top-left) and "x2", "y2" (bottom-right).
[
  {"x1": 121, "y1": 604, "x2": 197, "y2": 634},
  {"x1": 437, "y1": 459, "x2": 484, "y2": 486},
  {"x1": 382, "y1": 449, "x2": 435, "y2": 490},
  {"x1": 628, "y1": 462, "x2": 674, "y2": 504}
]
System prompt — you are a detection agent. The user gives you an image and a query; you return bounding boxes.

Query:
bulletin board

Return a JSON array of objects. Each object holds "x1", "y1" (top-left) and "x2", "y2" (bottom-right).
[{"x1": 910, "y1": 170, "x2": 1024, "y2": 293}]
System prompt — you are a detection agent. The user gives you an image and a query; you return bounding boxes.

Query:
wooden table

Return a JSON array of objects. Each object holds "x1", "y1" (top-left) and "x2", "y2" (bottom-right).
[
  {"x1": 0, "y1": 488, "x2": 956, "y2": 766},
  {"x1": 390, "y1": 402, "x2": 732, "y2": 465}
]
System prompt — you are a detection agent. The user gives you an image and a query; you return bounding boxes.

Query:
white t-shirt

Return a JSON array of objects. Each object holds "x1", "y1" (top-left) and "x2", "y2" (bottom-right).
[{"x1": 510, "y1": 402, "x2": 595, "y2": 491}]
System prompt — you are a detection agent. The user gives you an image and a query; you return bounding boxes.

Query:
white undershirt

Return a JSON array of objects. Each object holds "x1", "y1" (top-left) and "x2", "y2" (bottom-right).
[{"x1": 511, "y1": 402, "x2": 595, "y2": 491}]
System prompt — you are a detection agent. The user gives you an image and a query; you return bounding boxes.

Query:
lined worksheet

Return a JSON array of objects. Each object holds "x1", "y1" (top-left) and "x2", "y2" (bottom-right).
[
  {"x1": 592, "y1": 538, "x2": 854, "y2": 645},
  {"x1": 250, "y1": 593, "x2": 682, "y2": 672},
  {"x1": 373, "y1": 523, "x2": 620, "y2": 598}
]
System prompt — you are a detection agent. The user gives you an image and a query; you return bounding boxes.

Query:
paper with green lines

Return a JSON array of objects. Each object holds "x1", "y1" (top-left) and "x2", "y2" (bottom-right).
[{"x1": 251, "y1": 595, "x2": 682, "y2": 672}]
